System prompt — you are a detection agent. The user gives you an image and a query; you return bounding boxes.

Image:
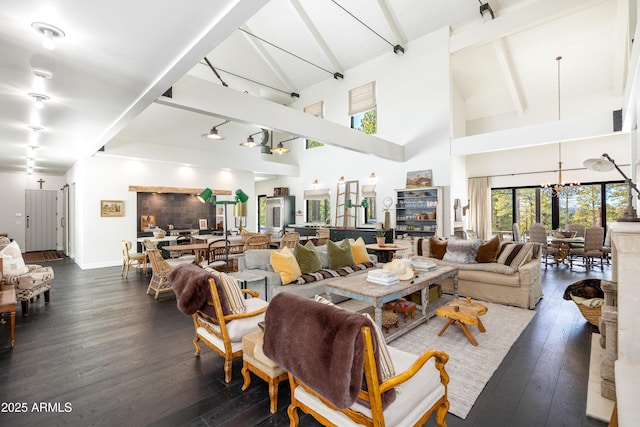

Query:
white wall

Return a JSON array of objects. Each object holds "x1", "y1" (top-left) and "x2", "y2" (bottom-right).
[
  {"x1": 0, "y1": 171, "x2": 66, "y2": 251},
  {"x1": 68, "y1": 155, "x2": 256, "y2": 269}
]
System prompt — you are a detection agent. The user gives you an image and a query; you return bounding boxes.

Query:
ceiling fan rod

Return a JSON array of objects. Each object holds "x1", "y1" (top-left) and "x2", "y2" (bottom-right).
[{"x1": 203, "y1": 56, "x2": 228, "y2": 87}]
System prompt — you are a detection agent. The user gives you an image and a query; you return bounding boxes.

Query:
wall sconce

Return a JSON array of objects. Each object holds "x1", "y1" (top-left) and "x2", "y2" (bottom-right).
[
  {"x1": 337, "y1": 176, "x2": 345, "y2": 185},
  {"x1": 346, "y1": 199, "x2": 369, "y2": 209},
  {"x1": 368, "y1": 172, "x2": 377, "y2": 184},
  {"x1": 311, "y1": 179, "x2": 319, "y2": 189},
  {"x1": 201, "y1": 120, "x2": 229, "y2": 140},
  {"x1": 32, "y1": 22, "x2": 65, "y2": 50}
]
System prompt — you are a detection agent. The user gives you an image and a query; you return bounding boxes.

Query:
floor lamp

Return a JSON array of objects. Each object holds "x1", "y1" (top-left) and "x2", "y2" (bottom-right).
[
  {"x1": 584, "y1": 153, "x2": 640, "y2": 222},
  {"x1": 198, "y1": 188, "x2": 250, "y2": 272}
]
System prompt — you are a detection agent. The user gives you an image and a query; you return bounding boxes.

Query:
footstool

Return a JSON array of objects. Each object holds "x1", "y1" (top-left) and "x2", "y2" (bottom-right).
[
  {"x1": 381, "y1": 310, "x2": 399, "y2": 332},
  {"x1": 435, "y1": 297, "x2": 488, "y2": 346},
  {"x1": 384, "y1": 298, "x2": 416, "y2": 323},
  {"x1": 241, "y1": 329, "x2": 288, "y2": 414}
]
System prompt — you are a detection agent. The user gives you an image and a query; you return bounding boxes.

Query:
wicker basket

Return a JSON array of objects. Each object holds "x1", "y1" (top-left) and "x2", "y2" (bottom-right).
[{"x1": 573, "y1": 301, "x2": 601, "y2": 327}]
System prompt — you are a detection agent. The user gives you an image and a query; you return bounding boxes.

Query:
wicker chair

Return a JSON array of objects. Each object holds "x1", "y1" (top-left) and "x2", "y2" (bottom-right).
[
  {"x1": 244, "y1": 234, "x2": 270, "y2": 251},
  {"x1": 314, "y1": 227, "x2": 330, "y2": 246},
  {"x1": 193, "y1": 275, "x2": 268, "y2": 383},
  {"x1": 121, "y1": 240, "x2": 146, "y2": 277},
  {"x1": 145, "y1": 248, "x2": 175, "y2": 299},
  {"x1": 279, "y1": 232, "x2": 300, "y2": 249},
  {"x1": 570, "y1": 226, "x2": 605, "y2": 271}
]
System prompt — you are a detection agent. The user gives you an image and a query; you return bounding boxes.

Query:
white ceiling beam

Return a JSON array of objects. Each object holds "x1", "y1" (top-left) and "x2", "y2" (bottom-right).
[
  {"x1": 238, "y1": 23, "x2": 299, "y2": 93},
  {"x1": 376, "y1": 0, "x2": 407, "y2": 47},
  {"x1": 613, "y1": 0, "x2": 631, "y2": 96},
  {"x1": 451, "y1": 0, "x2": 604, "y2": 53},
  {"x1": 83, "y1": 0, "x2": 269, "y2": 159},
  {"x1": 492, "y1": 38, "x2": 525, "y2": 116},
  {"x1": 155, "y1": 76, "x2": 404, "y2": 161},
  {"x1": 289, "y1": 0, "x2": 344, "y2": 73}
]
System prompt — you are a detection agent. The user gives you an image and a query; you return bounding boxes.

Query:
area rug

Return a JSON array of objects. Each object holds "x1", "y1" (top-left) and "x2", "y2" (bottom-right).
[
  {"x1": 390, "y1": 301, "x2": 536, "y2": 419},
  {"x1": 22, "y1": 250, "x2": 64, "y2": 263}
]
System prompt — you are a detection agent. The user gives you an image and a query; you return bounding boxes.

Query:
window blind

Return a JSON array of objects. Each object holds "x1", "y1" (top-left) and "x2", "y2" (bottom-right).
[
  {"x1": 304, "y1": 101, "x2": 324, "y2": 118},
  {"x1": 303, "y1": 188, "x2": 331, "y2": 200},
  {"x1": 348, "y1": 81, "x2": 376, "y2": 116}
]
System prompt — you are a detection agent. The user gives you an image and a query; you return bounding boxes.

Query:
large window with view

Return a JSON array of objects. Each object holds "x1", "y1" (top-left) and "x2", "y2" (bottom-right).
[
  {"x1": 349, "y1": 81, "x2": 377, "y2": 135},
  {"x1": 306, "y1": 200, "x2": 330, "y2": 225}
]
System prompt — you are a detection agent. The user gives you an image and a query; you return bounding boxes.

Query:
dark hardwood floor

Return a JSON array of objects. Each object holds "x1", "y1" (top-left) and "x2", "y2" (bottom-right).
[{"x1": 0, "y1": 258, "x2": 611, "y2": 426}]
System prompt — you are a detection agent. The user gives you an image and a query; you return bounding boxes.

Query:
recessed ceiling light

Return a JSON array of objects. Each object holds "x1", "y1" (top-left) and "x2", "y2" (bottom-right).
[
  {"x1": 28, "y1": 125, "x2": 44, "y2": 133},
  {"x1": 32, "y1": 68, "x2": 53, "y2": 79},
  {"x1": 31, "y1": 22, "x2": 65, "y2": 50}
]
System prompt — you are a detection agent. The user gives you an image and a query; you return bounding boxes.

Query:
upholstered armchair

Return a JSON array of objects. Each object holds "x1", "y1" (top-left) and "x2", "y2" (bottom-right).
[
  {"x1": 263, "y1": 293, "x2": 450, "y2": 427},
  {"x1": 169, "y1": 263, "x2": 268, "y2": 383}
]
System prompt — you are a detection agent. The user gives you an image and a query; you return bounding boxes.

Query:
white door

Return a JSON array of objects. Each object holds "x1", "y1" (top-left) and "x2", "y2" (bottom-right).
[{"x1": 25, "y1": 189, "x2": 57, "y2": 252}]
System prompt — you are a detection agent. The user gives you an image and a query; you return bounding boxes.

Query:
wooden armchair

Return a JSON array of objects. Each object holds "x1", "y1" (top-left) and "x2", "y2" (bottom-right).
[
  {"x1": 263, "y1": 293, "x2": 450, "y2": 427},
  {"x1": 193, "y1": 275, "x2": 268, "y2": 383}
]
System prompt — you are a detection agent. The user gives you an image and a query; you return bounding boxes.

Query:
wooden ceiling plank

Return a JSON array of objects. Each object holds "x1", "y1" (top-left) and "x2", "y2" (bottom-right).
[{"x1": 128, "y1": 185, "x2": 232, "y2": 195}]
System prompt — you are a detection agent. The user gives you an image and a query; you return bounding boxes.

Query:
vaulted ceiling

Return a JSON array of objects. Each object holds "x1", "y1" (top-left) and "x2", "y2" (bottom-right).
[{"x1": 0, "y1": 0, "x2": 630, "y2": 176}]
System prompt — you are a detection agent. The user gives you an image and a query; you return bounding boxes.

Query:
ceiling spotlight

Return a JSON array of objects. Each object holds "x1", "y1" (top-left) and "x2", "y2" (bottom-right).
[
  {"x1": 32, "y1": 22, "x2": 65, "y2": 50},
  {"x1": 28, "y1": 93, "x2": 50, "y2": 109}
]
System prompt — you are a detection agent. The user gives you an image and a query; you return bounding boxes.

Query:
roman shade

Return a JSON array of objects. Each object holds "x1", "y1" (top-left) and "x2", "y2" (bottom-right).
[
  {"x1": 303, "y1": 101, "x2": 324, "y2": 118},
  {"x1": 348, "y1": 81, "x2": 376, "y2": 116},
  {"x1": 303, "y1": 188, "x2": 331, "y2": 200}
]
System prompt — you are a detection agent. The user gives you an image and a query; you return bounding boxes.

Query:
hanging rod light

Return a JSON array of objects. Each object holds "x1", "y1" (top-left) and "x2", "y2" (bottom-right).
[
  {"x1": 271, "y1": 136, "x2": 298, "y2": 155},
  {"x1": 201, "y1": 120, "x2": 230, "y2": 140},
  {"x1": 542, "y1": 56, "x2": 579, "y2": 196},
  {"x1": 240, "y1": 130, "x2": 264, "y2": 148}
]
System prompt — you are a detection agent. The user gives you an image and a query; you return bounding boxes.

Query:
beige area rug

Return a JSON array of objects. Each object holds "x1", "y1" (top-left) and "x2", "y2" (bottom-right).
[
  {"x1": 390, "y1": 301, "x2": 536, "y2": 419},
  {"x1": 22, "y1": 250, "x2": 63, "y2": 263}
]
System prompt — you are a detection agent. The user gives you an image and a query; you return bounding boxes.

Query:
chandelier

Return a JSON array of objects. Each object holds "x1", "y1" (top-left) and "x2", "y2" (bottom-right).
[{"x1": 542, "y1": 56, "x2": 579, "y2": 196}]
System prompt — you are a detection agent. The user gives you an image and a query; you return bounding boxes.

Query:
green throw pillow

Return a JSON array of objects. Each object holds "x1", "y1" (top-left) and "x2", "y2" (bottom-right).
[
  {"x1": 327, "y1": 239, "x2": 355, "y2": 270},
  {"x1": 294, "y1": 241, "x2": 322, "y2": 274}
]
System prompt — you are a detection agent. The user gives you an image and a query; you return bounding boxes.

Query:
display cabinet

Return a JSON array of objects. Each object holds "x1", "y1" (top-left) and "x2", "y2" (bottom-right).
[{"x1": 395, "y1": 187, "x2": 443, "y2": 237}]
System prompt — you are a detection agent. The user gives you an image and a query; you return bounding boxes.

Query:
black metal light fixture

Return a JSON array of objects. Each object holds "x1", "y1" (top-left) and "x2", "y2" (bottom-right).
[
  {"x1": 240, "y1": 131, "x2": 264, "y2": 148},
  {"x1": 479, "y1": 1, "x2": 495, "y2": 20},
  {"x1": 201, "y1": 120, "x2": 230, "y2": 140},
  {"x1": 271, "y1": 136, "x2": 297, "y2": 155}
]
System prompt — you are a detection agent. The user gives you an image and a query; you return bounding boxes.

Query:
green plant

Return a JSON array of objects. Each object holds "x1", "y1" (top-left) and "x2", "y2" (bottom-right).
[{"x1": 374, "y1": 230, "x2": 387, "y2": 238}]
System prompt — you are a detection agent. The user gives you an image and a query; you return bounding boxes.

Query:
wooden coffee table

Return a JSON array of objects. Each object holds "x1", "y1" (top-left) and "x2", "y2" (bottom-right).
[
  {"x1": 325, "y1": 266, "x2": 458, "y2": 343},
  {"x1": 436, "y1": 297, "x2": 487, "y2": 346}
]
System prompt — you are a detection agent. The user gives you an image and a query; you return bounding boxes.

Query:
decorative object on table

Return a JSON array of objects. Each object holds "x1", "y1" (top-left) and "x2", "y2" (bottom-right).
[
  {"x1": 100, "y1": 200, "x2": 124, "y2": 217},
  {"x1": 382, "y1": 196, "x2": 393, "y2": 229},
  {"x1": 382, "y1": 258, "x2": 414, "y2": 280},
  {"x1": 406, "y1": 169, "x2": 433, "y2": 188},
  {"x1": 584, "y1": 153, "x2": 640, "y2": 221},
  {"x1": 198, "y1": 187, "x2": 249, "y2": 272},
  {"x1": 140, "y1": 214, "x2": 156, "y2": 230},
  {"x1": 366, "y1": 268, "x2": 399, "y2": 286},
  {"x1": 374, "y1": 230, "x2": 387, "y2": 246},
  {"x1": 198, "y1": 219, "x2": 208, "y2": 230},
  {"x1": 563, "y1": 279, "x2": 604, "y2": 328},
  {"x1": 411, "y1": 257, "x2": 437, "y2": 271},
  {"x1": 152, "y1": 229, "x2": 166, "y2": 238}
]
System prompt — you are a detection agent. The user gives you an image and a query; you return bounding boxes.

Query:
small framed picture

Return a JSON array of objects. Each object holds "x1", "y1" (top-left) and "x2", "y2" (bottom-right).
[
  {"x1": 141, "y1": 214, "x2": 156, "y2": 230},
  {"x1": 101, "y1": 200, "x2": 124, "y2": 217},
  {"x1": 406, "y1": 170, "x2": 433, "y2": 188},
  {"x1": 198, "y1": 219, "x2": 208, "y2": 230}
]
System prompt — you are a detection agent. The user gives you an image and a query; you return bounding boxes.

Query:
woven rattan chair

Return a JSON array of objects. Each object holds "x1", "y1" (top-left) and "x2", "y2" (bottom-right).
[
  {"x1": 314, "y1": 227, "x2": 330, "y2": 246},
  {"x1": 146, "y1": 248, "x2": 175, "y2": 299},
  {"x1": 244, "y1": 234, "x2": 270, "y2": 251},
  {"x1": 279, "y1": 232, "x2": 300, "y2": 249},
  {"x1": 121, "y1": 240, "x2": 146, "y2": 277},
  {"x1": 193, "y1": 276, "x2": 268, "y2": 383}
]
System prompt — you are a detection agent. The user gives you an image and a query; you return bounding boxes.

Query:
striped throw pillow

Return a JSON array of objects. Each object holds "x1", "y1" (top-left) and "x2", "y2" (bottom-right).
[
  {"x1": 496, "y1": 242, "x2": 533, "y2": 270},
  {"x1": 205, "y1": 268, "x2": 247, "y2": 315}
]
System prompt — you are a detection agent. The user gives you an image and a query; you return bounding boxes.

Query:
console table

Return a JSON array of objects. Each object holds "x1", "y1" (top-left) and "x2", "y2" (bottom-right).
[{"x1": 0, "y1": 285, "x2": 17, "y2": 348}]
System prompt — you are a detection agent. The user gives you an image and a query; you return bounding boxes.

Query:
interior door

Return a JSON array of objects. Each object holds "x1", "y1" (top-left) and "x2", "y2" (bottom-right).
[
  {"x1": 62, "y1": 184, "x2": 69, "y2": 255},
  {"x1": 25, "y1": 189, "x2": 57, "y2": 252}
]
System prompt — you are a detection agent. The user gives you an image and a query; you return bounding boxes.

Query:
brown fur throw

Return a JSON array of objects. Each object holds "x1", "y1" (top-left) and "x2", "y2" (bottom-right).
[
  {"x1": 563, "y1": 279, "x2": 603, "y2": 300},
  {"x1": 263, "y1": 293, "x2": 395, "y2": 410},
  {"x1": 168, "y1": 264, "x2": 230, "y2": 319}
]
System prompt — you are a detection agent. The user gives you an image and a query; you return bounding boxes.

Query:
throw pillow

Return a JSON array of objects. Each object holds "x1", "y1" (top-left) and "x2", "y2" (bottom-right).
[
  {"x1": 327, "y1": 239, "x2": 355, "y2": 270},
  {"x1": 0, "y1": 240, "x2": 28, "y2": 275},
  {"x1": 270, "y1": 246, "x2": 302, "y2": 285},
  {"x1": 429, "y1": 237, "x2": 448, "y2": 260},
  {"x1": 443, "y1": 238, "x2": 481, "y2": 264},
  {"x1": 315, "y1": 244, "x2": 330, "y2": 269},
  {"x1": 295, "y1": 241, "x2": 322, "y2": 274},
  {"x1": 476, "y1": 235, "x2": 501, "y2": 263},
  {"x1": 496, "y1": 242, "x2": 534, "y2": 269},
  {"x1": 414, "y1": 237, "x2": 431, "y2": 257},
  {"x1": 206, "y1": 269, "x2": 247, "y2": 315},
  {"x1": 351, "y1": 237, "x2": 371, "y2": 264}
]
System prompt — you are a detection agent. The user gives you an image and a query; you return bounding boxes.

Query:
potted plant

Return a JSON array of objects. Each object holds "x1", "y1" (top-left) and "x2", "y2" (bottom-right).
[{"x1": 375, "y1": 230, "x2": 387, "y2": 247}]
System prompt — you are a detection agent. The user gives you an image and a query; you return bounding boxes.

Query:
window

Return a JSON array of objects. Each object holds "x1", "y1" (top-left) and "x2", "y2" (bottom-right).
[
  {"x1": 349, "y1": 81, "x2": 376, "y2": 135},
  {"x1": 557, "y1": 185, "x2": 601, "y2": 229},
  {"x1": 605, "y1": 182, "x2": 629, "y2": 223},
  {"x1": 306, "y1": 200, "x2": 331, "y2": 224},
  {"x1": 304, "y1": 101, "x2": 324, "y2": 149},
  {"x1": 258, "y1": 195, "x2": 267, "y2": 232}
]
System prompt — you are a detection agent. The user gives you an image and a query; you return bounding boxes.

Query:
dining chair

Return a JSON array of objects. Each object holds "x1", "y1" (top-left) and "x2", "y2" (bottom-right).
[
  {"x1": 528, "y1": 223, "x2": 558, "y2": 269},
  {"x1": 512, "y1": 223, "x2": 521, "y2": 243},
  {"x1": 145, "y1": 248, "x2": 176, "y2": 299},
  {"x1": 121, "y1": 240, "x2": 146, "y2": 277},
  {"x1": 602, "y1": 226, "x2": 612, "y2": 265},
  {"x1": 570, "y1": 226, "x2": 605, "y2": 271},
  {"x1": 244, "y1": 234, "x2": 271, "y2": 251},
  {"x1": 279, "y1": 232, "x2": 300, "y2": 249},
  {"x1": 314, "y1": 227, "x2": 330, "y2": 246}
]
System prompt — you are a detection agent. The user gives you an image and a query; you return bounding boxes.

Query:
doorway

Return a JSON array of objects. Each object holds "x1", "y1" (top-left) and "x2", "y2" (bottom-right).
[{"x1": 25, "y1": 189, "x2": 57, "y2": 252}]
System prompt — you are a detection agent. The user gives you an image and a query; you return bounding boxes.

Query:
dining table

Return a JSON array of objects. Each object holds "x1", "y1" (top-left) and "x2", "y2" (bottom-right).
[
  {"x1": 548, "y1": 236, "x2": 585, "y2": 266},
  {"x1": 162, "y1": 239, "x2": 245, "y2": 265}
]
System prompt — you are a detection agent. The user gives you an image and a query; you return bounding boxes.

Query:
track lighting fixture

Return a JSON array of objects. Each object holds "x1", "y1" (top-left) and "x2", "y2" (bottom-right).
[{"x1": 31, "y1": 22, "x2": 65, "y2": 50}]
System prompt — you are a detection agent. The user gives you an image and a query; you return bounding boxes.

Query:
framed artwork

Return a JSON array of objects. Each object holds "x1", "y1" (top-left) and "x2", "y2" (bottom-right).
[
  {"x1": 198, "y1": 219, "x2": 208, "y2": 230},
  {"x1": 101, "y1": 200, "x2": 124, "y2": 217},
  {"x1": 406, "y1": 170, "x2": 433, "y2": 188},
  {"x1": 140, "y1": 214, "x2": 156, "y2": 230}
]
